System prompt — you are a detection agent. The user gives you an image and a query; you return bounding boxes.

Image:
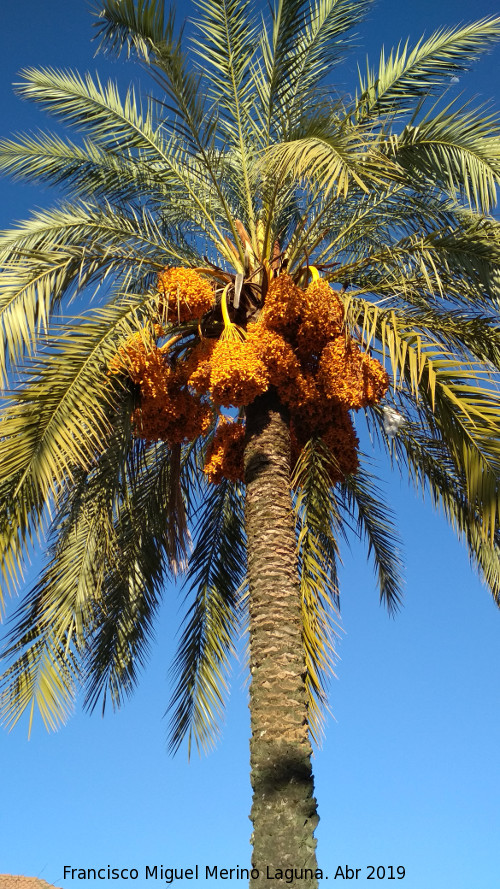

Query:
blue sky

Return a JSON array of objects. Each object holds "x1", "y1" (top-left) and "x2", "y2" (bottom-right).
[{"x1": 1, "y1": 1, "x2": 499, "y2": 888}]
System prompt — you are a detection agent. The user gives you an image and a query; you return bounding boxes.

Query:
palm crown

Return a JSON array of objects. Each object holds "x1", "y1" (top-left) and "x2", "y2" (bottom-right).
[{"x1": 1, "y1": 0, "x2": 500, "y2": 767}]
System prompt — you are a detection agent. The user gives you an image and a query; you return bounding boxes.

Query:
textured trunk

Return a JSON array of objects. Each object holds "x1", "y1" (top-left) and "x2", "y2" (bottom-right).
[{"x1": 244, "y1": 390, "x2": 319, "y2": 889}]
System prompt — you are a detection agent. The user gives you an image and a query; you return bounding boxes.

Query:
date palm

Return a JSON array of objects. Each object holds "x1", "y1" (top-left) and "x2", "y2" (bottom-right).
[{"x1": 1, "y1": 0, "x2": 500, "y2": 884}]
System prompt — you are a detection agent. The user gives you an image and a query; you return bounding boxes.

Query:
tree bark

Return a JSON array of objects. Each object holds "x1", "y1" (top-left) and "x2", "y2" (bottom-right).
[{"x1": 244, "y1": 389, "x2": 319, "y2": 889}]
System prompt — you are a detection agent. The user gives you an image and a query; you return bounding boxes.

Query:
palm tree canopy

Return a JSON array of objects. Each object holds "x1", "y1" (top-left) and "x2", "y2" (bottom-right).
[{"x1": 1, "y1": 0, "x2": 500, "y2": 753}]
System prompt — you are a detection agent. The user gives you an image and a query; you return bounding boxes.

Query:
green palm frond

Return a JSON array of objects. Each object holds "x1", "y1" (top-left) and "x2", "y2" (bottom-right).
[
  {"x1": 0, "y1": 299, "x2": 151, "y2": 603},
  {"x1": 0, "y1": 621, "x2": 78, "y2": 735},
  {"x1": 282, "y1": 0, "x2": 370, "y2": 109},
  {"x1": 14, "y1": 68, "x2": 231, "y2": 247},
  {"x1": 292, "y1": 439, "x2": 344, "y2": 742},
  {"x1": 417, "y1": 371, "x2": 500, "y2": 545},
  {"x1": 421, "y1": 215, "x2": 500, "y2": 304},
  {"x1": 341, "y1": 298, "x2": 500, "y2": 545},
  {"x1": 0, "y1": 466, "x2": 109, "y2": 731},
  {"x1": 262, "y1": 116, "x2": 399, "y2": 200},
  {"x1": 355, "y1": 17, "x2": 500, "y2": 121},
  {"x1": 168, "y1": 477, "x2": 247, "y2": 756},
  {"x1": 191, "y1": 0, "x2": 258, "y2": 110},
  {"x1": 0, "y1": 132, "x2": 171, "y2": 204},
  {"x1": 16, "y1": 66, "x2": 162, "y2": 154},
  {"x1": 386, "y1": 418, "x2": 500, "y2": 602},
  {"x1": 95, "y1": 0, "x2": 175, "y2": 61},
  {"x1": 96, "y1": 0, "x2": 208, "y2": 154},
  {"x1": 354, "y1": 302, "x2": 500, "y2": 539},
  {"x1": 190, "y1": 0, "x2": 261, "y2": 232},
  {"x1": 377, "y1": 305, "x2": 500, "y2": 369},
  {"x1": 340, "y1": 458, "x2": 405, "y2": 613},
  {"x1": 257, "y1": 0, "x2": 313, "y2": 136},
  {"x1": 0, "y1": 200, "x2": 200, "y2": 265},
  {"x1": 83, "y1": 440, "x2": 192, "y2": 714},
  {"x1": 390, "y1": 100, "x2": 500, "y2": 213},
  {"x1": 321, "y1": 213, "x2": 500, "y2": 310},
  {"x1": 0, "y1": 201, "x2": 202, "y2": 379},
  {"x1": 96, "y1": 0, "x2": 250, "y2": 256},
  {"x1": 1, "y1": 413, "x2": 199, "y2": 730}
]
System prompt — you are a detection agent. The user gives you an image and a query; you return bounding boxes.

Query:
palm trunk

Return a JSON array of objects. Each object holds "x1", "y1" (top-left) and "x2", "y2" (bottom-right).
[{"x1": 244, "y1": 389, "x2": 320, "y2": 888}]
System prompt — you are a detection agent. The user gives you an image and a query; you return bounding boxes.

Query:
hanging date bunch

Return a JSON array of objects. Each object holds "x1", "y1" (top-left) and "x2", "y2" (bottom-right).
[
  {"x1": 108, "y1": 264, "x2": 389, "y2": 484},
  {"x1": 200, "y1": 270, "x2": 389, "y2": 484},
  {"x1": 107, "y1": 304, "x2": 213, "y2": 445},
  {"x1": 156, "y1": 266, "x2": 215, "y2": 323}
]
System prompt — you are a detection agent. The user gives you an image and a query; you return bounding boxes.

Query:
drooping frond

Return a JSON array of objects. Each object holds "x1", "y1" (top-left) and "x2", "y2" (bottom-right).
[
  {"x1": 292, "y1": 439, "x2": 343, "y2": 742},
  {"x1": 95, "y1": 0, "x2": 176, "y2": 62},
  {"x1": 83, "y1": 440, "x2": 195, "y2": 713},
  {"x1": 0, "y1": 456, "x2": 116, "y2": 732},
  {"x1": 385, "y1": 417, "x2": 500, "y2": 602},
  {"x1": 339, "y1": 457, "x2": 405, "y2": 613},
  {"x1": 0, "y1": 617, "x2": 78, "y2": 735},
  {"x1": 0, "y1": 299, "x2": 153, "y2": 605},
  {"x1": 168, "y1": 477, "x2": 247, "y2": 756},
  {"x1": 0, "y1": 200, "x2": 203, "y2": 380},
  {"x1": 390, "y1": 100, "x2": 500, "y2": 213},
  {"x1": 0, "y1": 411, "x2": 200, "y2": 731},
  {"x1": 342, "y1": 299, "x2": 500, "y2": 545}
]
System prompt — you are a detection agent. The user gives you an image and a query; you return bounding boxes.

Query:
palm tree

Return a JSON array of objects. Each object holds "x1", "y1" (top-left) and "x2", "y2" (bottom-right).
[{"x1": 1, "y1": 0, "x2": 500, "y2": 883}]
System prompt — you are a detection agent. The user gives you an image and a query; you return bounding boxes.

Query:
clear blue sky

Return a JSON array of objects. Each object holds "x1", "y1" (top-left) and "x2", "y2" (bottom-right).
[{"x1": 1, "y1": 1, "x2": 499, "y2": 888}]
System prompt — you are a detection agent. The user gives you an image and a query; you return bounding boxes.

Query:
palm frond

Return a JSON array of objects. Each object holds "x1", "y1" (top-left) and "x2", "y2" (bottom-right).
[
  {"x1": 190, "y1": 0, "x2": 260, "y2": 232},
  {"x1": 262, "y1": 116, "x2": 400, "y2": 200},
  {"x1": 340, "y1": 458, "x2": 405, "y2": 613},
  {"x1": 355, "y1": 17, "x2": 500, "y2": 121},
  {"x1": 191, "y1": 0, "x2": 258, "y2": 112},
  {"x1": 257, "y1": 0, "x2": 313, "y2": 136},
  {"x1": 347, "y1": 229, "x2": 500, "y2": 314},
  {"x1": 94, "y1": 0, "x2": 175, "y2": 61},
  {"x1": 283, "y1": 0, "x2": 370, "y2": 110},
  {"x1": 14, "y1": 68, "x2": 230, "y2": 246},
  {"x1": 0, "y1": 131, "x2": 171, "y2": 205},
  {"x1": 342, "y1": 298, "x2": 500, "y2": 548},
  {"x1": 83, "y1": 439, "x2": 192, "y2": 714},
  {"x1": 95, "y1": 0, "x2": 248, "y2": 255},
  {"x1": 292, "y1": 439, "x2": 343, "y2": 742},
  {"x1": 95, "y1": 0, "x2": 209, "y2": 153},
  {"x1": 0, "y1": 465, "x2": 108, "y2": 731},
  {"x1": 15, "y1": 66, "x2": 162, "y2": 154},
  {"x1": 391, "y1": 100, "x2": 500, "y2": 213},
  {"x1": 0, "y1": 300, "x2": 152, "y2": 604},
  {"x1": 0, "y1": 624, "x2": 78, "y2": 735},
  {"x1": 0, "y1": 408, "x2": 129, "y2": 732},
  {"x1": 0, "y1": 201, "x2": 203, "y2": 380},
  {"x1": 168, "y1": 477, "x2": 247, "y2": 756},
  {"x1": 384, "y1": 416, "x2": 500, "y2": 603},
  {"x1": 0, "y1": 410, "x2": 199, "y2": 732}
]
